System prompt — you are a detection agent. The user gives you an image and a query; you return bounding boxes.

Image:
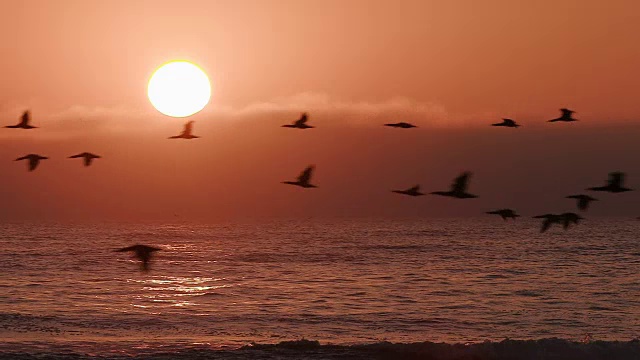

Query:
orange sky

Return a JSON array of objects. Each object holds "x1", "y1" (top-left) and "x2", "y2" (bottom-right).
[{"x1": 0, "y1": 1, "x2": 638, "y2": 221}]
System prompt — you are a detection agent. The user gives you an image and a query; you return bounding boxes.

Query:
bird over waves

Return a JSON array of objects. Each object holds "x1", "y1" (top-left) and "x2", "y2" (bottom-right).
[
  {"x1": 282, "y1": 165, "x2": 317, "y2": 188},
  {"x1": 384, "y1": 122, "x2": 417, "y2": 129},
  {"x1": 282, "y1": 113, "x2": 314, "y2": 129},
  {"x1": 69, "y1": 152, "x2": 101, "y2": 167},
  {"x1": 392, "y1": 185, "x2": 424, "y2": 197},
  {"x1": 533, "y1": 214, "x2": 562, "y2": 233},
  {"x1": 587, "y1": 172, "x2": 633, "y2": 193},
  {"x1": 5, "y1": 110, "x2": 37, "y2": 129},
  {"x1": 486, "y1": 209, "x2": 520, "y2": 220},
  {"x1": 115, "y1": 244, "x2": 162, "y2": 272},
  {"x1": 548, "y1": 108, "x2": 577, "y2": 122},
  {"x1": 15, "y1": 154, "x2": 48, "y2": 171},
  {"x1": 491, "y1": 119, "x2": 520, "y2": 128},
  {"x1": 566, "y1": 194, "x2": 597, "y2": 211},
  {"x1": 169, "y1": 120, "x2": 199, "y2": 139},
  {"x1": 560, "y1": 212, "x2": 584, "y2": 230},
  {"x1": 430, "y1": 172, "x2": 478, "y2": 199}
]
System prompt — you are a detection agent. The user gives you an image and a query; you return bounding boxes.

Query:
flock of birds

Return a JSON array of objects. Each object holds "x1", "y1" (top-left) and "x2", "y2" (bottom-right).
[{"x1": 4, "y1": 108, "x2": 635, "y2": 271}]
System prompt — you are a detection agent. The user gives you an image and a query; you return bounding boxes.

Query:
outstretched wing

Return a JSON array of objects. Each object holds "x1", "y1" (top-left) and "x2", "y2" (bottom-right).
[
  {"x1": 451, "y1": 172, "x2": 470, "y2": 193},
  {"x1": 69, "y1": 153, "x2": 83, "y2": 159},
  {"x1": 297, "y1": 165, "x2": 314, "y2": 184},
  {"x1": 15, "y1": 155, "x2": 29, "y2": 161},
  {"x1": 608, "y1": 172, "x2": 624, "y2": 187},
  {"x1": 116, "y1": 245, "x2": 139, "y2": 252},
  {"x1": 408, "y1": 185, "x2": 420, "y2": 192},
  {"x1": 294, "y1": 113, "x2": 308, "y2": 126}
]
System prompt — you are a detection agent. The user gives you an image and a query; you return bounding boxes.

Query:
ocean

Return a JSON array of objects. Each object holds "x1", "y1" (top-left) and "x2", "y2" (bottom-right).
[{"x1": 1, "y1": 218, "x2": 639, "y2": 359}]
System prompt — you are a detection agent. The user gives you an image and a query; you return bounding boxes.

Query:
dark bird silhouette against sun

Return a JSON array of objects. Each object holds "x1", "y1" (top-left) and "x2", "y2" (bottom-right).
[
  {"x1": 548, "y1": 108, "x2": 577, "y2": 122},
  {"x1": 69, "y1": 152, "x2": 101, "y2": 167},
  {"x1": 5, "y1": 110, "x2": 37, "y2": 129},
  {"x1": 282, "y1": 113, "x2": 314, "y2": 129},
  {"x1": 491, "y1": 119, "x2": 520, "y2": 128},
  {"x1": 392, "y1": 185, "x2": 424, "y2": 197},
  {"x1": 15, "y1": 154, "x2": 48, "y2": 171},
  {"x1": 384, "y1": 122, "x2": 417, "y2": 129},
  {"x1": 430, "y1": 172, "x2": 478, "y2": 199},
  {"x1": 169, "y1": 121, "x2": 199, "y2": 139},
  {"x1": 282, "y1": 165, "x2": 317, "y2": 188},
  {"x1": 115, "y1": 244, "x2": 162, "y2": 272},
  {"x1": 486, "y1": 209, "x2": 520, "y2": 220},
  {"x1": 566, "y1": 194, "x2": 597, "y2": 211},
  {"x1": 587, "y1": 172, "x2": 633, "y2": 193}
]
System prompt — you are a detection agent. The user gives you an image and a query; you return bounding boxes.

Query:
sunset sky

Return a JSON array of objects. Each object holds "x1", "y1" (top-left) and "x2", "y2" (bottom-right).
[{"x1": 0, "y1": 0, "x2": 638, "y2": 221}]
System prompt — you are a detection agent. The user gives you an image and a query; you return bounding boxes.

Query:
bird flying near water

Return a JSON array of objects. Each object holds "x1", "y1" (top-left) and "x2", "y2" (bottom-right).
[
  {"x1": 566, "y1": 194, "x2": 597, "y2": 211},
  {"x1": 486, "y1": 209, "x2": 520, "y2": 220},
  {"x1": 491, "y1": 119, "x2": 520, "y2": 128},
  {"x1": 384, "y1": 122, "x2": 417, "y2": 129},
  {"x1": 69, "y1": 152, "x2": 101, "y2": 167},
  {"x1": 392, "y1": 185, "x2": 424, "y2": 197},
  {"x1": 282, "y1": 113, "x2": 314, "y2": 129},
  {"x1": 430, "y1": 172, "x2": 478, "y2": 199},
  {"x1": 5, "y1": 110, "x2": 37, "y2": 129},
  {"x1": 15, "y1": 154, "x2": 48, "y2": 171},
  {"x1": 115, "y1": 244, "x2": 162, "y2": 272},
  {"x1": 548, "y1": 108, "x2": 577, "y2": 122},
  {"x1": 169, "y1": 121, "x2": 199, "y2": 139},
  {"x1": 587, "y1": 172, "x2": 632, "y2": 193},
  {"x1": 282, "y1": 165, "x2": 317, "y2": 188}
]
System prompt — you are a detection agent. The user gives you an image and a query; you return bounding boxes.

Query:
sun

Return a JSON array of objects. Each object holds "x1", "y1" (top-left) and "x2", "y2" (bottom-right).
[{"x1": 147, "y1": 60, "x2": 211, "y2": 118}]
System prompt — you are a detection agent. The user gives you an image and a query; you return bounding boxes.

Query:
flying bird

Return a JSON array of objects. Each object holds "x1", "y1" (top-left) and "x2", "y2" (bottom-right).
[
  {"x1": 169, "y1": 121, "x2": 199, "y2": 139},
  {"x1": 282, "y1": 165, "x2": 317, "y2": 188},
  {"x1": 533, "y1": 214, "x2": 562, "y2": 233},
  {"x1": 560, "y1": 212, "x2": 584, "y2": 230},
  {"x1": 491, "y1": 119, "x2": 520, "y2": 128},
  {"x1": 587, "y1": 172, "x2": 633, "y2": 193},
  {"x1": 566, "y1": 194, "x2": 597, "y2": 211},
  {"x1": 430, "y1": 172, "x2": 478, "y2": 199},
  {"x1": 392, "y1": 185, "x2": 424, "y2": 197},
  {"x1": 486, "y1": 209, "x2": 520, "y2": 220},
  {"x1": 5, "y1": 110, "x2": 37, "y2": 129},
  {"x1": 69, "y1": 152, "x2": 101, "y2": 167},
  {"x1": 282, "y1": 113, "x2": 314, "y2": 129},
  {"x1": 115, "y1": 244, "x2": 162, "y2": 272},
  {"x1": 384, "y1": 122, "x2": 417, "y2": 129},
  {"x1": 15, "y1": 154, "x2": 48, "y2": 171},
  {"x1": 548, "y1": 108, "x2": 577, "y2": 122}
]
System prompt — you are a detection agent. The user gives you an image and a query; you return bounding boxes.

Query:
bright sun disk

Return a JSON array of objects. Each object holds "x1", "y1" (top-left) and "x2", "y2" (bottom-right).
[{"x1": 147, "y1": 60, "x2": 211, "y2": 118}]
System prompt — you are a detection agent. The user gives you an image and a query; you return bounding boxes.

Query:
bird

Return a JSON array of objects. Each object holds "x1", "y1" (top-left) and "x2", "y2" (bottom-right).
[
  {"x1": 430, "y1": 172, "x2": 478, "y2": 199},
  {"x1": 392, "y1": 185, "x2": 424, "y2": 197},
  {"x1": 566, "y1": 194, "x2": 597, "y2": 211},
  {"x1": 69, "y1": 152, "x2": 101, "y2": 167},
  {"x1": 533, "y1": 214, "x2": 562, "y2": 233},
  {"x1": 115, "y1": 244, "x2": 162, "y2": 272},
  {"x1": 548, "y1": 108, "x2": 577, "y2": 122},
  {"x1": 587, "y1": 172, "x2": 633, "y2": 193},
  {"x1": 384, "y1": 122, "x2": 417, "y2": 129},
  {"x1": 168, "y1": 121, "x2": 199, "y2": 139},
  {"x1": 282, "y1": 165, "x2": 317, "y2": 188},
  {"x1": 486, "y1": 209, "x2": 520, "y2": 220},
  {"x1": 560, "y1": 212, "x2": 584, "y2": 230},
  {"x1": 5, "y1": 110, "x2": 37, "y2": 129},
  {"x1": 282, "y1": 113, "x2": 314, "y2": 129},
  {"x1": 15, "y1": 154, "x2": 48, "y2": 171},
  {"x1": 491, "y1": 119, "x2": 520, "y2": 128}
]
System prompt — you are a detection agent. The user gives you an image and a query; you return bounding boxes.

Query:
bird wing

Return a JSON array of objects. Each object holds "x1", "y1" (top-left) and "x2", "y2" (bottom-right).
[
  {"x1": 608, "y1": 172, "x2": 624, "y2": 187},
  {"x1": 408, "y1": 185, "x2": 420, "y2": 192},
  {"x1": 297, "y1": 165, "x2": 314, "y2": 184},
  {"x1": 116, "y1": 245, "x2": 139, "y2": 252},
  {"x1": 294, "y1": 113, "x2": 308, "y2": 126},
  {"x1": 561, "y1": 108, "x2": 573, "y2": 117},
  {"x1": 19, "y1": 111, "x2": 30, "y2": 126},
  {"x1": 69, "y1": 153, "x2": 83, "y2": 158},
  {"x1": 15, "y1": 155, "x2": 29, "y2": 161},
  {"x1": 451, "y1": 172, "x2": 470, "y2": 192}
]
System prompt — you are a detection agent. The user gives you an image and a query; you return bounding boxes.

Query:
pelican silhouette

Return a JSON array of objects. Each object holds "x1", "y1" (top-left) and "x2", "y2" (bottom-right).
[
  {"x1": 491, "y1": 119, "x2": 520, "y2": 128},
  {"x1": 115, "y1": 244, "x2": 162, "y2": 272},
  {"x1": 587, "y1": 172, "x2": 633, "y2": 193},
  {"x1": 560, "y1": 212, "x2": 584, "y2": 230},
  {"x1": 430, "y1": 172, "x2": 478, "y2": 199},
  {"x1": 282, "y1": 113, "x2": 314, "y2": 129},
  {"x1": 5, "y1": 110, "x2": 37, "y2": 129},
  {"x1": 533, "y1": 214, "x2": 562, "y2": 233},
  {"x1": 15, "y1": 154, "x2": 48, "y2": 171},
  {"x1": 69, "y1": 152, "x2": 101, "y2": 167},
  {"x1": 548, "y1": 108, "x2": 577, "y2": 122},
  {"x1": 384, "y1": 122, "x2": 417, "y2": 129},
  {"x1": 282, "y1": 165, "x2": 317, "y2": 188},
  {"x1": 566, "y1": 194, "x2": 597, "y2": 211},
  {"x1": 486, "y1": 209, "x2": 520, "y2": 220},
  {"x1": 169, "y1": 121, "x2": 199, "y2": 139},
  {"x1": 392, "y1": 185, "x2": 424, "y2": 197}
]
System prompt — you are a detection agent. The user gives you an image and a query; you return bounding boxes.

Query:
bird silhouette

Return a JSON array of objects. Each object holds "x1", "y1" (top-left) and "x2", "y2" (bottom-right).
[
  {"x1": 560, "y1": 212, "x2": 584, "y2": 230},
  {"x1": 548, "y1": 108, "x2": 577, "y2": 122},
  {"x1": 566, "y1": 194, "x2": 597, "y2": 211},
  {"x1": 491, "y1": 119, "x2": 520, "y2": 128},
  {"x1": 533, "y1": 214, "x2": 562, "y2": 233},
  {"x1": 486, "y1": 209, "x2": 520, "y2": 220},
  {"x1": 587, "y1": 172, "x2": 633, "y2": 193},
  {"x1": 384, "y1": 122, "x2": 417, "y2": 129},
  {"x1": 430, "y1": 172, "x2": 478, "y2": 199},
  {"x1": 15, "y1": 154, "x2": 48, "y2": 171},
  {"x1": 5, "y1": 111, "x2": 37, "y2": 129},
  {"x1": 392, "y1": 185, "x2": 424, "y2": 197},
  {"x1": 282, "y1": 113, "x2": 314, "y2": 129},
  {"x1": 115, "y1": 244, "x2": 162, "y2": 272},
  {"x1": 169, "y1": 121, "x2": 199, "y2": 139},
  {"x1": 69, "y1": 152, "x2": 101, "y2": 167},
  {"x1": 282, "y1": 165, "x2": 317, "y2": 188}
]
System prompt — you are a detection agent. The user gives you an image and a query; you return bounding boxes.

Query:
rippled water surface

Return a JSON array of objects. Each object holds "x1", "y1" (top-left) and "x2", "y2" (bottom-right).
[{"x1": 1, "y1": 219, "x2": 639, "y2": 354}]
